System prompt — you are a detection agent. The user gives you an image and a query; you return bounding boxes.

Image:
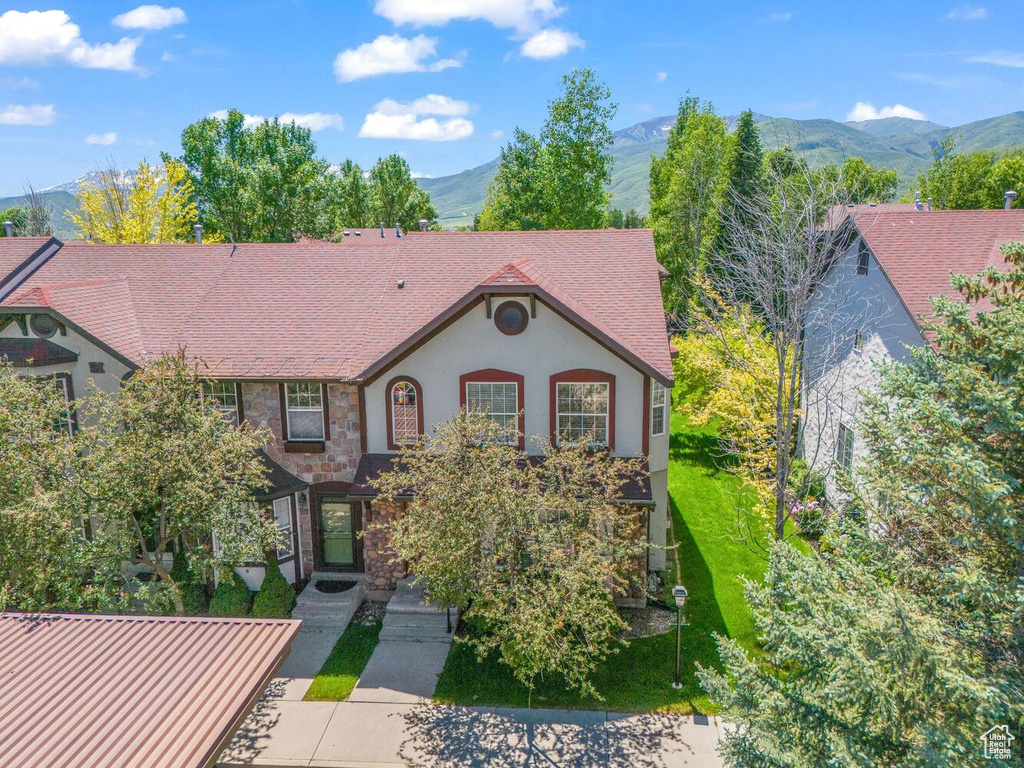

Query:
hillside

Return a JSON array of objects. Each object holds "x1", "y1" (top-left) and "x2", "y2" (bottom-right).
[
  {"x1": 421, "y1": 110, "x2": 1024, "y2": 227},
  {"x1": 0, "y1": 190, "x2": 78, "y2": 239}
]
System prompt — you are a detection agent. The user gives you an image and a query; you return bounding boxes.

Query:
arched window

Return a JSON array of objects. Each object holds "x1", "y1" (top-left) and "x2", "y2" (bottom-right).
[{"x1": 386, "y1": 377, "x2": 422, "y2": 449}]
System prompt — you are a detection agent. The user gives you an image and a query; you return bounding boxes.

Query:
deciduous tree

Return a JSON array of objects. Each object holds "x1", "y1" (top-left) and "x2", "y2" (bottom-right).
[
  {"x1": 480, "y1": 69, "x2": 617, "y2": 231},
  {"x1": 918, "y1": 135, "x2": 1024, "y2": 209},
  {"x1": 371, "y1": 410, "x2": 647, "y2": 701},
  {"x1": 70, "y1": 159, "x2": 199, "y2": 243},
  {"x1": 367, "y1": 154, "x2": 437, "y2": 231},
  {"x1": 649, "y1": 97, "x2": 733, "y2": 316}
]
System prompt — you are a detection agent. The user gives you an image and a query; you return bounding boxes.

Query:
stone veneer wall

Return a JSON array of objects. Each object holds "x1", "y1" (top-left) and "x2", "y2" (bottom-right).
[
  {"x1": 241, "y1": 382, "x2": 362, "y2": 575},
  {"x1": 362, "y1": 500, "x2": 407, "y2": 591}
]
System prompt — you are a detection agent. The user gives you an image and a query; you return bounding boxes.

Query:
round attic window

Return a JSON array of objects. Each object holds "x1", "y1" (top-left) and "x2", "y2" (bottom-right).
[
  {"x1": 30, "y1": 313, "x2": 57, "y2": 339},
  {"x1": 494, "y1": 301, "x2": 528, "y2": 336}
]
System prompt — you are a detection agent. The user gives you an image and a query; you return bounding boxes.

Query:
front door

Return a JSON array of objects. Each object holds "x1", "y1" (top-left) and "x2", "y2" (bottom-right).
[{"x1": 319, "y1": 495, "x2": 356, "y2": 570}]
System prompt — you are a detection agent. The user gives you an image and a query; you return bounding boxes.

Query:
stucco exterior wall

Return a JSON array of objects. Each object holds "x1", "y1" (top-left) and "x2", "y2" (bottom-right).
[
  {"x1": 364, "y1": 298, "x2": 652, "y2": 457},
  {"x1": 0, "y1": 314, "x2": 132, "y2": 401},
  {"x1": 363, "y1": 297, "x2": 670, "y2": 570},
  {"x1": 801, "y1": 238, "x2": 926, "y2": 499}
]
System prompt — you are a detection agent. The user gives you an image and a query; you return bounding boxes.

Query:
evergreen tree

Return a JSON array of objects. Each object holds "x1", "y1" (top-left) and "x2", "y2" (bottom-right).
[
  {"x1": 710, "y1": 109, "x2": 764, "y2": 283},
  {"x1": 701, "y1": 236, "x2": 1024, "y2": 766}
]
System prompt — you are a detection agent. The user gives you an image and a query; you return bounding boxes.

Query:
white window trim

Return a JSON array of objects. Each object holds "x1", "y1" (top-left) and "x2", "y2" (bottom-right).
[
  {"x1": 53, "y1": 376, "x2": 73, "y2": 437},
  {"x1": 837, "y1": 422, "x2": 855, "y2": 472},
  {"x1": 391, "y1": 380, "x2": 420, "y2": 445},
  {"x1": 273, "y1": 497, "x2": 294, "y2": 561},
  {"x1": 651, "y1": 381, "x2": 667, "y2": 437},
  {"x1": 205, "y1": 381, "x2": 240, "y2": 427},
  {"x1": 285, "y1": 382, "x2": 325, "y2": 442},
  {"x1": 465, "y1": 381, "x2": 519, "y2": 443},
  {"x1": 555, "y1": 381, "x2": 610, "y2": 447}
]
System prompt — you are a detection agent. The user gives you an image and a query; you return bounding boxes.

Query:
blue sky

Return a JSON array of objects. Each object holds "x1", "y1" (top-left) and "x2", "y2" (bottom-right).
[{"x1": 1, "y1": 0, "x2": 1022, "y2": 195}]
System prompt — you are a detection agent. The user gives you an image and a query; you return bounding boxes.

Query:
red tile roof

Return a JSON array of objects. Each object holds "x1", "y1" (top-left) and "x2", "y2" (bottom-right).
[
  {"x1": 3, "y1": 230, "x2": 673, "y2": 384},
  {"x1": 0, "y1": 612, "x2": 299, "y2": 768},
  {"x1": 850, "y1": 209, "x2": 1024, "y2": 327}
]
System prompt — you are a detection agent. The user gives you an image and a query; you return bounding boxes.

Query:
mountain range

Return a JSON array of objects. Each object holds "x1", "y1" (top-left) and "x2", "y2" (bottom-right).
[
  {"x1": 420, "y1": 110, "x2": 1024, "y2": 227},
  {"x1": 4, "y1": 111, "x2": 1022, "y2": 235}
]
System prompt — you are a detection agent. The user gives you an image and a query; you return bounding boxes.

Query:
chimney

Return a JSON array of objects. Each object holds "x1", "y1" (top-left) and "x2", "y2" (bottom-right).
[
  {"x1": 926, "y1": 197, "x2": 932, "y2": 210},
  {"x1": 418, "y1": 218, "x2": 428, "y2": 232},
  {"x1": 193, "y1": 224, "x2": 203, "y2": 244},
  {"x1": 3, "y1": 221, "x2": 12, "y2": 238},
  {"x1": 395, "y1": 223, "x2": 402, "y2": 238},
  {"x1": 914, "y1": 191, "x2": 922, "y2": 211},
  {"x1": 1005, "y1": 190, "x2": 1018, "y2": 210}
]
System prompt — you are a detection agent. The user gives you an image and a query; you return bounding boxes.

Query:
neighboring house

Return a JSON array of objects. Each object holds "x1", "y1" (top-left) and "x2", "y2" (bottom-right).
[
  {"x1": 0, "y1": 235, "x2": 62, "y2": 302},
  {"x1": 801, "y1": 206, "x2": 1024, "y2": 498},
  {"x1": 0, "y1": 230, "x2": 675, "y2": 598}
]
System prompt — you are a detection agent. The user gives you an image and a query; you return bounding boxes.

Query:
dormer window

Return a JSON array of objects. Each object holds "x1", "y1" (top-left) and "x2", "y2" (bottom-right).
[{"x1": 856, "y1": 240, "x2": 870, "y2": 276}]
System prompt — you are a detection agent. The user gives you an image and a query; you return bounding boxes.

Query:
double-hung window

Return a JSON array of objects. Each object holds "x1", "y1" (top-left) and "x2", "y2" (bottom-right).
[
  {"x1": 651, "y1": 381, "x2": 667, "y2": 437},
  {"x1": 204, "y1": 381, "x2": 240, "y2": 427},
  {"x1": 466, "y1": 372, "x2": 524, "y2": 444},
  {"x1": 836, "y1": 423, "x2": 855, "y2": 472},
  {"x1": 273, "y1": 497, "x2": 294, "y2": 560},
  {"x1": 285, "y1": 383, "x2": 325, "y2": 441},
  {"x1": 555, "y1": 381, "x2": 610, "y2": 448}
]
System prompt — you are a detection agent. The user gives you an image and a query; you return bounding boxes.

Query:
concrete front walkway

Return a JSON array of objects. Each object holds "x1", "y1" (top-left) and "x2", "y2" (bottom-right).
[
  {"x1": 263, "y1": 626, "x2": 347, "y2": 702},
  {"x1": 220, "y1": 700, "x2": 726, "y2": 767}
]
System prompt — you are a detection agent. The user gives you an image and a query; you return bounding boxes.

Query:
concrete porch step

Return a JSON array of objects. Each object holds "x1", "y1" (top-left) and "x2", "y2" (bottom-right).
[
  {"x1": 293, "y1": 578, "x2": 365, "y2": 630},
  {"x1": 382, "y1": 611, "x2": 452, "y2": 630},
  {"x1": 377, "y1": 625, "x2": 454, "y2": 644}
]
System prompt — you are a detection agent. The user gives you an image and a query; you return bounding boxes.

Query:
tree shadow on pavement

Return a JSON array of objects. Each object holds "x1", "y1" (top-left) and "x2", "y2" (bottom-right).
[
  {"x1": 218, "y1": 678, "x2": 284, "y2": 764},
  {"x1": 398, "y1": 704, "x2": 711, "y2": 767}
]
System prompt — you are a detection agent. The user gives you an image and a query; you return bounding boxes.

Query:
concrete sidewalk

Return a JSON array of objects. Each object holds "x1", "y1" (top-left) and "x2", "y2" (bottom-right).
[
  {"x1": 264, "y1": 626, "x2": 346, "y2": 702},
  {"x1": 220, "y1": 700, "x2": 726, "y2": 767}
]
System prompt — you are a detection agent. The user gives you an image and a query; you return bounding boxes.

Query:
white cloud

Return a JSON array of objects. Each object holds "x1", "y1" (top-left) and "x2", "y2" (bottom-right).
[
  {"x1": 946, "y1": 4, "x2": 988, "y2": 20},
  {"x1": 208, "y1": 110, "x2": 344, "y2": 132},
  {"x1": 655, "y1": 71, "x2": 668, "y2": 83},
  {"x1": 846, "y1": 101, "x2": 927, "y2": 121},
  {"x1": 375, "y1": 94, "x2": 474, "y2": 117},
  {"x1": 208, "y1": 109, "x2": 266, "y2": 129},
  {"x1": 491, "y1": 129, "x2": 504, "y2": 139},
  {"x1": 0, "y1": 10, "x2": 140, "y2": 71},
  {"x1": 373, "y1": 0, "x2": 564, "y2": 32},
  {"x1": 279, "y1": 112, "x2": 344, "y2": 131},
  {"x1": 112, "y1": 5, "x2": 187, "y2": 30},
  {"x1": 0, "y1": 103, "x2": 57, "y2": 126},
  {"x1": 520, "y1": 28, "x2": 583, "y2": 59},
  {"x1": 84, "y1": 131, "x2": 118, "y2": 145},
  {"x1": 334, "y1": 34, "x2": 461, "y2": 82},
  {"x1": 967, "y1": 50, "x2": 1024, "y2": 68},
  {"x1": 410, "y1": 171, "x2": 435, "y2": 179},
  {"x1": 760, "y1": 11, "x2": 793, "y2": 23},
  {"x1": 359, "y1": 94, "x2": 474, "y2": 141}
]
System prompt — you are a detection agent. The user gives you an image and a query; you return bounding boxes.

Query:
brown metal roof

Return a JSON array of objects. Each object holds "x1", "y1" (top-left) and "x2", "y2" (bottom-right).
[{"x1": 0, "y1": 612, "x2": 300, "y2": 768}]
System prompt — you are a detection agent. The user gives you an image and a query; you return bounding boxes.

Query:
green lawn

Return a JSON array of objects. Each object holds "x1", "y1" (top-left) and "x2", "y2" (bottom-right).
[
  {"x1": 303, "y1": 619, "x2": 382, "y2": 701},
  {"x1": 432, "y1": 420, "x2": 782, "y2": 714}
]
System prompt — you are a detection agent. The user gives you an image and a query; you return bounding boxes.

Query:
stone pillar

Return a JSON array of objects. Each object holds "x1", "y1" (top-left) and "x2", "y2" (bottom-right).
[{"x1": 362, "y1": 500, "x2": 407, "y2": 592}]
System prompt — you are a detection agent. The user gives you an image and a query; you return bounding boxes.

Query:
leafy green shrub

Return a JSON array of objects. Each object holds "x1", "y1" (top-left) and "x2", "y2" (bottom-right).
[
  {"x1": 251, "y1": 558, "x2": 296, "y2": 618},
  {"x1": 208, "y1": 569, "x2": 253, "y2": 617},
  {"x1": 170, "y1": 548, "x2": 209, "y2": 615},
  {"x1": 787, "y1": 458, "x2": 826, "y2": 502}
]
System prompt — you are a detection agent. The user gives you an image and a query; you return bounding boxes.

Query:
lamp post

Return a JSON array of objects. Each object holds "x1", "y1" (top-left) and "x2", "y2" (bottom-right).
[{"x1": 672, "y1": 584, "x2": 688, "y2": 690}]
